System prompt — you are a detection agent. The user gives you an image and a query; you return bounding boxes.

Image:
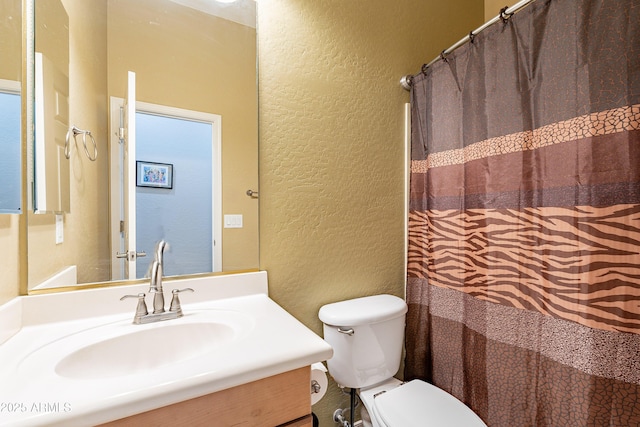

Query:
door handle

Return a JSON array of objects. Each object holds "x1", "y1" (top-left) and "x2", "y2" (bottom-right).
[{"x1": 116, "y1": 251, "x2": 147, "y2": 261}]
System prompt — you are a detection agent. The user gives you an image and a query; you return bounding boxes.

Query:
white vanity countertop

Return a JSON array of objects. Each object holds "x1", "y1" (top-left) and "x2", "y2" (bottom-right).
[{"x1": 0, "y1": 271, "x2": 333, "y2": 426}]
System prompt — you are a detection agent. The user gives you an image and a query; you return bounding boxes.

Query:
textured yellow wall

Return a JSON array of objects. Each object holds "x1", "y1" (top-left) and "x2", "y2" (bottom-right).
[
  {"x1": 485, "y1": 0, "x2": 510, "y2": 20},
  {"x1": 257, "y1": 0, "x2": 483, "y2": 424},
  {"x1": 0, "y1": 0, "x2": 21, "y2": 81}
]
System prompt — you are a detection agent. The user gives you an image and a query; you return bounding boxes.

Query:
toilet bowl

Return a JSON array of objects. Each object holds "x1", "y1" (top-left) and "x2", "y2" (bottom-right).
[
  {"x1": 319, "y1": 295, "x2": 486, "y2": 427},
  {"x1": 359, "y1": 378, "x2": 486, "y2": 427}
]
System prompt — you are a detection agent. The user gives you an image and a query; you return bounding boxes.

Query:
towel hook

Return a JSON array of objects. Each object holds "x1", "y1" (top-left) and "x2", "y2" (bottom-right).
[{"x1": 64, "y1": 125, "x2": 98, "y2": 161}]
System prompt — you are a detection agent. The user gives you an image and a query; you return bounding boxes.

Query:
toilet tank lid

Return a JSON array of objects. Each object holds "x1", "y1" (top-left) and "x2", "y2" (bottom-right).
[{"x1": 319, "y1": 294, "x2": 407, "y2": 326}]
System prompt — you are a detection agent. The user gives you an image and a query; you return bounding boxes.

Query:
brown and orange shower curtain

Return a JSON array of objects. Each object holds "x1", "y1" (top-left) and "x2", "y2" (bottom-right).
[{"x1": 405, "y1": 0, "x2": 640, "y2": 425}]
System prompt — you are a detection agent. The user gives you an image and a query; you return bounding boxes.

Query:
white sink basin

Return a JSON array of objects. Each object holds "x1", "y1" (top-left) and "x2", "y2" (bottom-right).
[
  {"x1": 19, "y1": 309, "x2": 254, "y2": 380},
  {"x1": 56, "y1": 321, "x2": 235, "y2": 379}
]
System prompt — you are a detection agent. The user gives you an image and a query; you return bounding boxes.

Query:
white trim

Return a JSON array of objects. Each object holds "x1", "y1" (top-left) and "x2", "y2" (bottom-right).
[
  {"x1": 26, "y1": 0, "x2": 35, "y2": 212},
  {"x1": 34, "y1": 53, "x2": 46, "y2": 212},
  {"x1": 0, "y1": 79, "x2": 20, "y2": 94},
  {"x1": 403, "y1": 102, "x2": 410, "y2": 299},
  {"x1": 109, "y1": 97, "x2": 124, "y2": 280},
  {"x1": 125, "y1": 72, "x2": 137, "y2": 279}
]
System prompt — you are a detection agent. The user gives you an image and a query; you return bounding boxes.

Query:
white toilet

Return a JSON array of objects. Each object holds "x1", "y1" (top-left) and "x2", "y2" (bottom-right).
[{"x1": 319, "y1": 294, "x2": 487, "y2": 427}]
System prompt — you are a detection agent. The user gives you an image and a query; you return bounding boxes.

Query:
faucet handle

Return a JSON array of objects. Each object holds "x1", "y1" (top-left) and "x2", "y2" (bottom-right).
[
  {"x1": 120, "y1": 293, "x2": 148, "y2": 319},
  {"x1": 169, "y1": 288, "x2": 194, "y2": 314}
]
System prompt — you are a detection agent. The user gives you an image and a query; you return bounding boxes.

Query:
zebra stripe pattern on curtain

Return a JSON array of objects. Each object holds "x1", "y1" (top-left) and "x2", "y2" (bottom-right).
[{"x1": 405, "y1": 0, "x2": 640, "y2": 425}]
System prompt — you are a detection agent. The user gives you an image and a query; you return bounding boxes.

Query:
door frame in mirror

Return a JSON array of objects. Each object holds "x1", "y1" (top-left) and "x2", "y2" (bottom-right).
[
  {"x1": 108, "y1": 96, "x2": 223, "y2": 280},
  {"x1": 18, "y1": 0, "x2": 35, "y2": 295}
]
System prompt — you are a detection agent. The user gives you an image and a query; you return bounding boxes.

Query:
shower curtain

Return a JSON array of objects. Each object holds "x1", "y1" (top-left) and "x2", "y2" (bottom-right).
[{"x1": 405, "y1": 0, "x2": 640, "y2": 425}]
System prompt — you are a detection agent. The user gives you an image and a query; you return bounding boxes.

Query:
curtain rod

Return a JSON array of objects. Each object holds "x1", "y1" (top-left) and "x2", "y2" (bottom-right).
[{"x1": 400, "y1": 0, "x2": 537, "y2": 90}]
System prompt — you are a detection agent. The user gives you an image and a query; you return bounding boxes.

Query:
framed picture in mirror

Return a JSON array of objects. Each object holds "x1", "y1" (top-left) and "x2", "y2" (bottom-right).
[{"x1": 136, "y1": 161, "x2": 173, "y2": 189}]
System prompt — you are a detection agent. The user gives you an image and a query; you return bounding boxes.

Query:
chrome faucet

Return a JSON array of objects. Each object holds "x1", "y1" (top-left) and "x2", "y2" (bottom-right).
[
  {"x1": 150, "y1": 240, "x2": 168, "y2": 313},
  {"x1": 120, "y1": 240, "x2": 194, "y2": 324}
]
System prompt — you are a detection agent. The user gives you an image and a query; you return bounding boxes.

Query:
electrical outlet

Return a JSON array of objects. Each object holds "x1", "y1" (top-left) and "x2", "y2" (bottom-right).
[{"x1": 55, "y1": 214, "x2": 64, "y2": 244}]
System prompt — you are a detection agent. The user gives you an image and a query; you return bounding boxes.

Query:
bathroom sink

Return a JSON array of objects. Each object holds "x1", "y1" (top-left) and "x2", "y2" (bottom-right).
[
  {"x1": 0, "y1": 272, "x2": 335, "y2": 427},
  {"x1": 19, "y1": 309, "x2": 254, "y2": 380},
  {"x1": 56, "y1": 321, "x2": 235, "y2": 379}
]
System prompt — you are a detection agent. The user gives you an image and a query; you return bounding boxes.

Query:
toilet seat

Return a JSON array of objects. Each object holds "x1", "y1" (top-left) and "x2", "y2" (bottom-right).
[{"x1": 371, "y1": 380, "x2": 486, "y2": 427}]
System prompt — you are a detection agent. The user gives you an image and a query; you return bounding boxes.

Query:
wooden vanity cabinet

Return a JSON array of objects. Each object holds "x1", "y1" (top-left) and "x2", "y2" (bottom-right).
[{"x1": 100, "y1": 366, "x2": 312, "y2": 427}]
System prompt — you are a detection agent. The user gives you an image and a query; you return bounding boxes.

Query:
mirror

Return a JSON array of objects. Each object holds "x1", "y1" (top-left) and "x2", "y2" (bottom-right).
[
  {"x1": 0, "y1": 0, "x2": 22, "y2": 214},
  {"x1": 33, "y1": 0, "x2": 70, "y2": 214},
  {"x1": 27, "y1": 0, "x2": 258, "y2": 292}
]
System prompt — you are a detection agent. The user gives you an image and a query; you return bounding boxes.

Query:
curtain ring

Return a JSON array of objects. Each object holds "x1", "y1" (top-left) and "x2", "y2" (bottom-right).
[
  {"x1": 440, "y1": 50, "x2": 449, "y2": 62},
  {"x1": 469, "y1": 31, "x2": 476, "y2": 44},
  {"x1": 500, "y1": 6, "x2": 514, "y2": 23},
  {"x1": 421, "y1": 63, "x2": 429, "y2": 75},
  {"x1": 82, "y1": 131, "x2": 98, "y2": 161}
]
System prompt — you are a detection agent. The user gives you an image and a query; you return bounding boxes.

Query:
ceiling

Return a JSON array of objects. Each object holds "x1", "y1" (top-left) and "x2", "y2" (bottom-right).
[{"x1": 169, "y1": 0, "x2": 256, "y2": 28}]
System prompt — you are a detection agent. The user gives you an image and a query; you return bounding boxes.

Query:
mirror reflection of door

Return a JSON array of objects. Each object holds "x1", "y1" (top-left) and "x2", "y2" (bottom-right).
[
  {"x1": 109, "y1": 79, "x2": 222, "y2": 281},
  {"x1": 34, "y1": 52, "x2": 70, "y2": 213},
  {"x1": 33, "y1": 0, "x2": 70, "y2": 214},
  {"x1": 121, "y1": 70, "x2": 137, "y2": 279}
]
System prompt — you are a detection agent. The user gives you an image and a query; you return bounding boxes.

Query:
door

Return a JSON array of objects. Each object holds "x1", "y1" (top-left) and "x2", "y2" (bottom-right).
[
  {"x1": 109, "y1": 74, "x2": 222, "y2": 281},
  {"x1": 110, "y1": 71, "x2": 143, "y2": 280},
  {"x1": 122, "y1": 71, "x2": 139, "y2": 279},
  {"x1": 34, "y1": 52, "x2": 70, "y2": 213}
]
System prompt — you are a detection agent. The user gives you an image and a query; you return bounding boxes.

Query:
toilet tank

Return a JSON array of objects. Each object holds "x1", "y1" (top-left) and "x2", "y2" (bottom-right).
[{"x1": 319, "y1": 294, "x2": 408, "y2": 389}]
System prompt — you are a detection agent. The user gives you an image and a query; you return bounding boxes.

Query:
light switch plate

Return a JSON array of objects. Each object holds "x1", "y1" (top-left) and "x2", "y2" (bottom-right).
[{"x1": 224, "y1": 214, "x2": 243, "y2": 228}]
